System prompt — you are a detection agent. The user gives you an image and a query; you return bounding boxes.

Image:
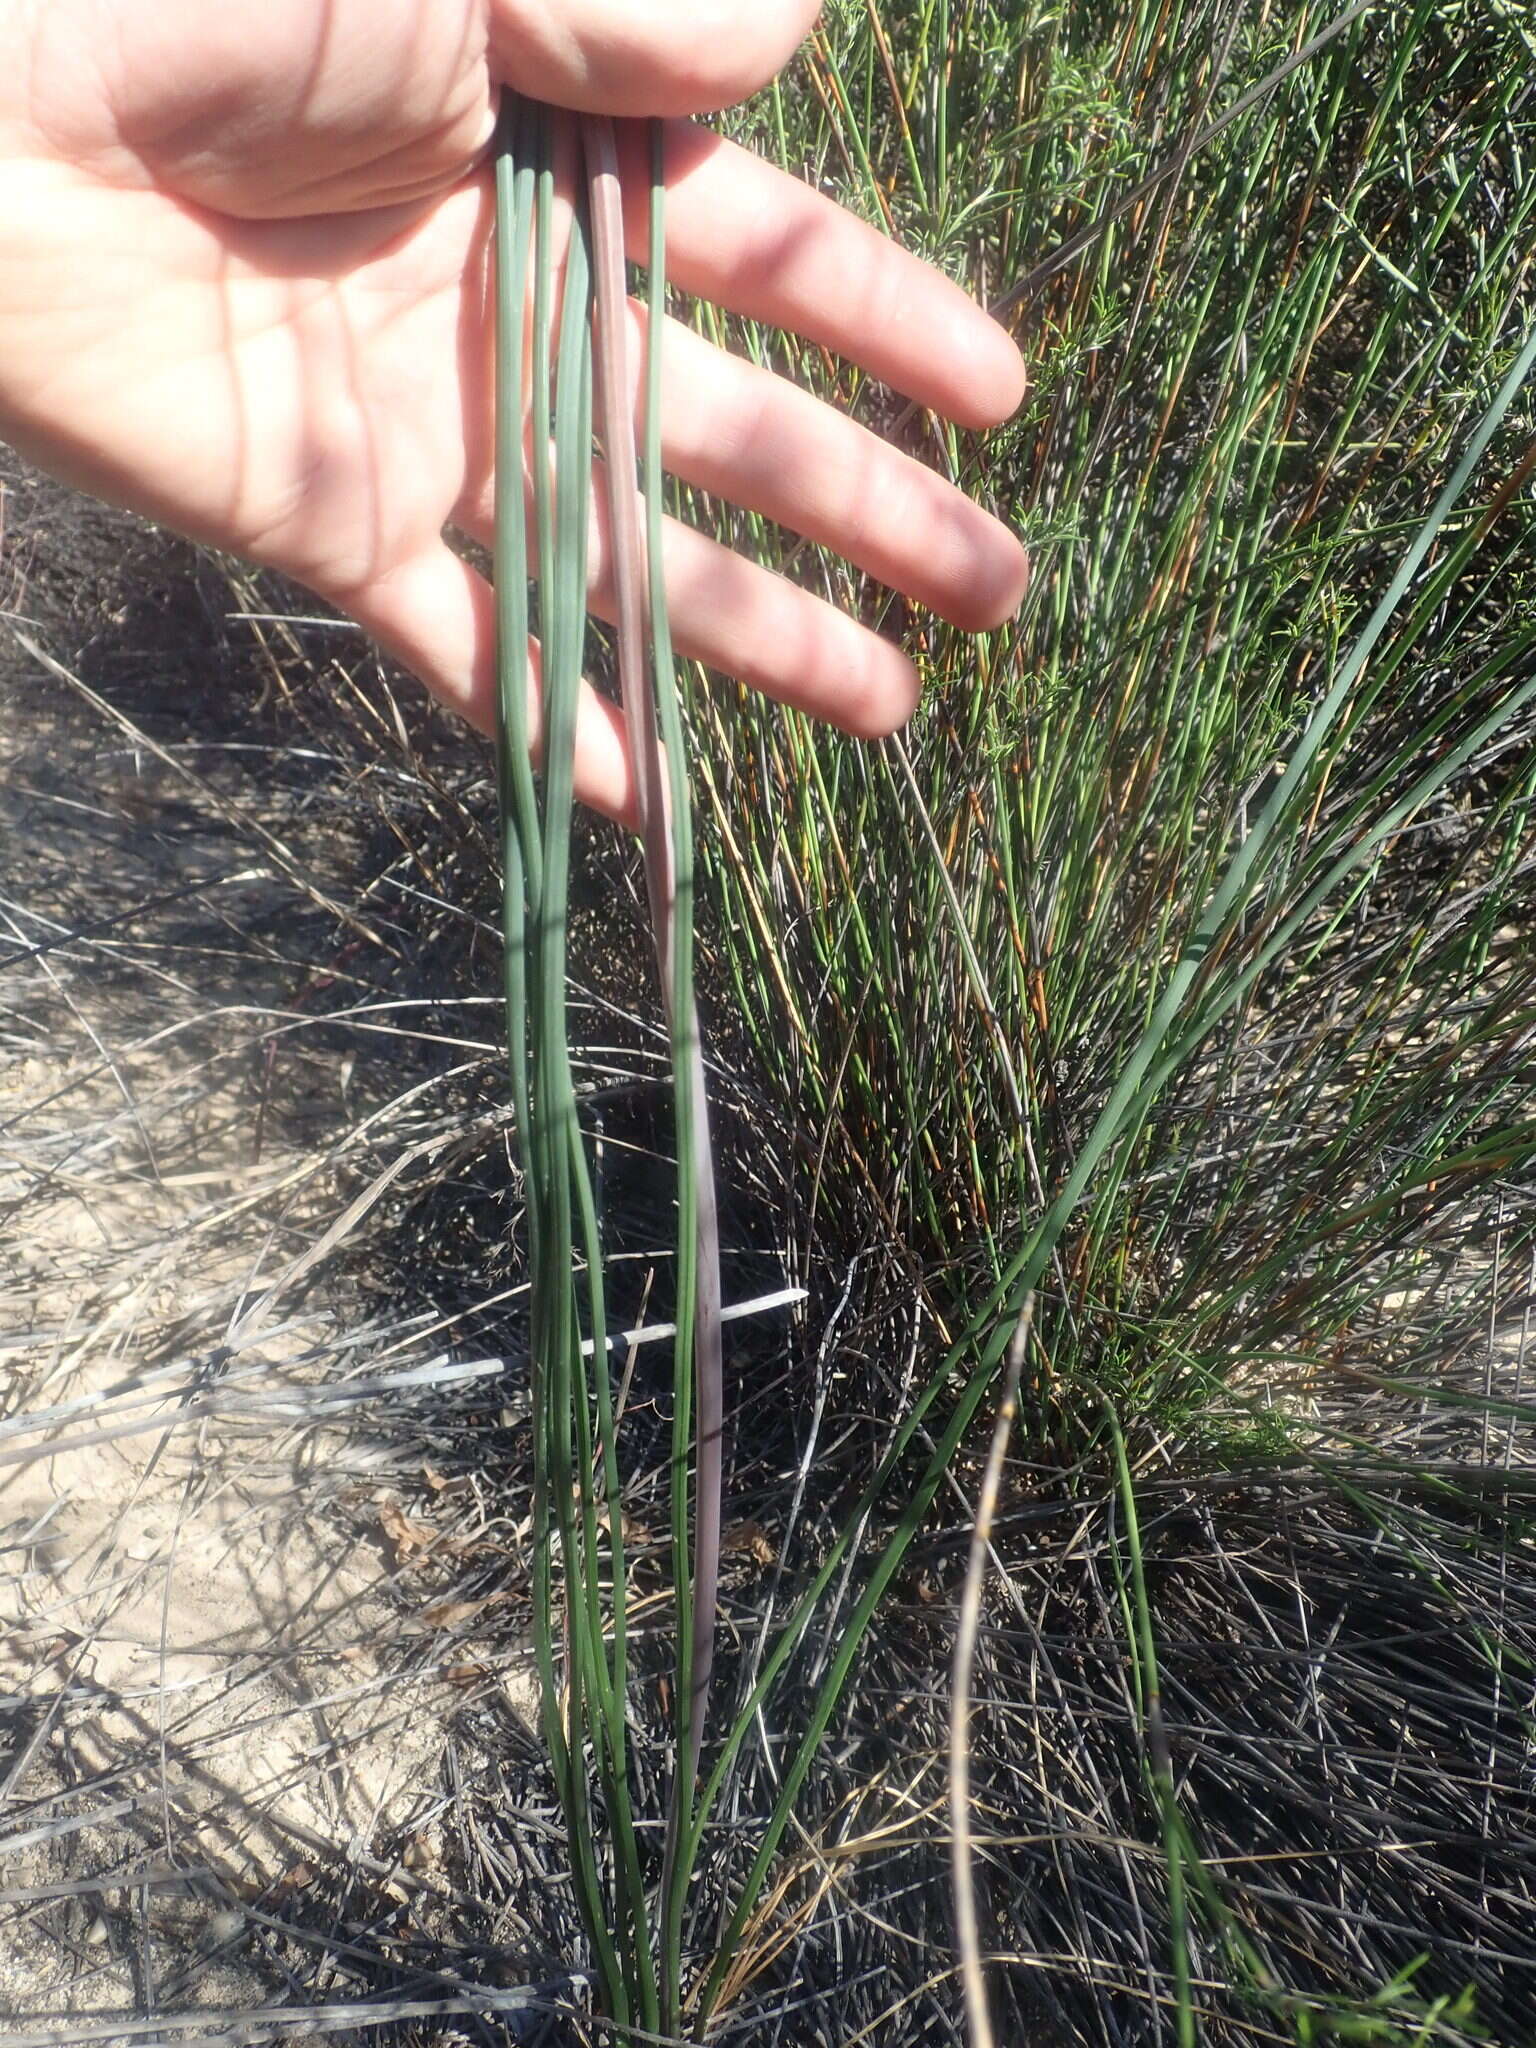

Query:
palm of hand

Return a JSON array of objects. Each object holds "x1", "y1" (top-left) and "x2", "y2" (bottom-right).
[{"x1": 0, "y1": 0, "x2": 1027, "y2": 817}]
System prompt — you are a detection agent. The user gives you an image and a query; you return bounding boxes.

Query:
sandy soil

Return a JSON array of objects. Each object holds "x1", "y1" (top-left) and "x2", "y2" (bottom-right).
[{"x1": 0, "y1": 471, "x2": 539, "y2": 2033}]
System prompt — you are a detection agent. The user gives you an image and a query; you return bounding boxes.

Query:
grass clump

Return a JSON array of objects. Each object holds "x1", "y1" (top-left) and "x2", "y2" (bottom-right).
[
  {"x1": 479, "y1": 4, "x2": 1536, "y2": 2037},
  {"x1": 6, "y1": 4, "x2": 1536, "y2": 2045},
  {"x1": 665, "y1": 1, "x2": 1536, "y2": 2038}
]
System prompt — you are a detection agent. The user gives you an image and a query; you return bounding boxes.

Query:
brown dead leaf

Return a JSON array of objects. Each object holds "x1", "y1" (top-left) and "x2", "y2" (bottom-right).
[
  {"x1": 722, "y1": 1519, "x2": 777, "y2": 1568},
  {"x1": 379, "y1": 1498, "x2": 438, "y2": 1566},
  {"x1": 416, "y1": 1593, "x2": 507, "y2": 1631},
  {"x1": 445, "y1": 1660, "x2": 494, "y2": 1688},
  {"x1": 401, "y1": 1832, "x2": 436, "y2": 1873},
  {"x1": 381, "y1": 1495, "x2": 513, "y2": 1570},
  {"x1": 595, "y1": 1500, "x2": 653, "y2": 1546}
]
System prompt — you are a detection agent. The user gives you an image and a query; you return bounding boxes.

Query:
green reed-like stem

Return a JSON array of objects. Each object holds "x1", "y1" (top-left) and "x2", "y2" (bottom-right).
[
  {"x1": 494, "y1": 101, "x2": 634, "y2": 2026},
  {"x1": 496, "y1": 102, "x2": 712, "y2": 2036},
  {"x1": 641, "y1": 123, "x2": 722, "y2": 2032}
]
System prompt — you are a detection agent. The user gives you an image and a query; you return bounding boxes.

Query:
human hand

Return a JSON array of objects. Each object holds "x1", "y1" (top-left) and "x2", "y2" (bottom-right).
[{"x1": 0, "y1": 0, "x2": 1027, "y2": 820}]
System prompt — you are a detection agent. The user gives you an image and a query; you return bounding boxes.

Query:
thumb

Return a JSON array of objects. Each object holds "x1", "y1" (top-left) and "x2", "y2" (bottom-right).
[{"x1": 490, "y1": 0, "x2": 821, "y2": 118}]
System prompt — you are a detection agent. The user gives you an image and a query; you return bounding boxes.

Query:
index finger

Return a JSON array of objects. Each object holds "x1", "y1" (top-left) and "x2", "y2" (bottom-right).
[{"x1": 615, "y1": 121, "x2": 1026, "y2": 431}]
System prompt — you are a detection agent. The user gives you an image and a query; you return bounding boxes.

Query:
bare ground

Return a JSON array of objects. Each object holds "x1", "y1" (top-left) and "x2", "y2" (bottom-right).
[{"x1": 0, "y1": 461, "x2": 550, "y2": 2039}]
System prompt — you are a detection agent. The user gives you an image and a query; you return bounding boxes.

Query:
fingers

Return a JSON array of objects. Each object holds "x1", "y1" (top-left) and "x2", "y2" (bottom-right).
[
  {"x1": 345, "y1": 543, "x2": 638, "y2": 823},
  {"x1": 347, "y1": 526, "x2": 919, "y2": 833},
  {"x1": 457, "y1": 463, "x2": 924, "y2": 741},
  {"x1": 614, "y1": 122, "x2": 1027, "y2": 430},
  {"x1": 637, "y1": 307, "x2": 1027, "y2": 632},
  {"x1": 459, "y1": 298, "x2": 1026, "y2": 636},
  {"x1": 596, "y1": 497, "x2": 926, "y2": 737},
  {"x1": 348, "y1": 528, "x2": 910, "y2": 821},
  {"x1": 491, "y1": 0, "x2": 821, "y2": 118},
  {"x1": 457, "y1": 288, "x2": 1025, "y2": 653}
]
